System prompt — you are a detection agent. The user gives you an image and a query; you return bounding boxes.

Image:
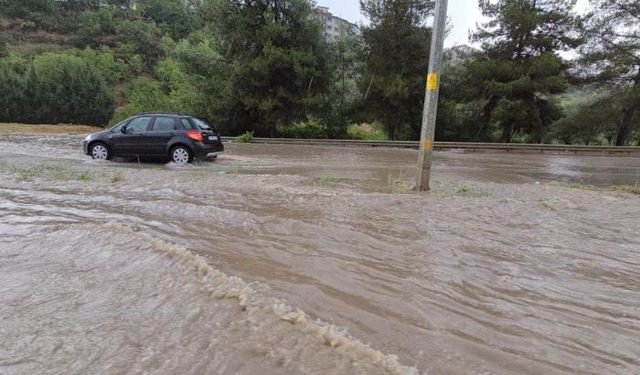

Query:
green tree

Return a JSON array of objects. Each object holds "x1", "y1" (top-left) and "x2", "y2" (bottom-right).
[
  {"x1": 358, "y1": 0, "x2": 434, "y2": 140},
  {"x1": 79, "y1": 47, "x2": 137, "y2": 85},
  {"x1": 170, "y1": 35, "x2": 227, "y2": 121},
  {"x1": 78, "y1": 7, "x2": 119, "y2": 46},
  {"x1": 324, "y1": 31, "x2": 362, "y2": 138},
  {"x1": 470, "y1": 0, "x2": 579, "y2": 143},
  {"x1": 575, "y1": 0, "x2": 640, "y2": 145},
  {"x1": 436, "y1": 57, "x2": 489, "y2": 142},
  {"x1": 137, "y1": 0, "x2": 198, "y2": 39},
  {"x1": 201, "y1": 0, "x2": 330, "y2": 137},
  {"x1": 155, "y1": 58, "x2": 207, "y2": 114},
  {"x1": 111, "y1": 77, "x2": 172, "y2": 123},
  {"x1": 0, "y1": 0, "x2": 55, "y2": 20},
  {"x1": 549, "y1": 90, "x2": 630, "y2": 145},
  {"x1": 116, "y1": 20, "x2": 166, "y2": 68}
]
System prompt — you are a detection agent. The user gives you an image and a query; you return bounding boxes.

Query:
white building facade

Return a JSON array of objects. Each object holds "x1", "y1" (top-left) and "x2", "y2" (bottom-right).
[{"x1": 313, "y1": 6, "x2": 356, "y2": 42}]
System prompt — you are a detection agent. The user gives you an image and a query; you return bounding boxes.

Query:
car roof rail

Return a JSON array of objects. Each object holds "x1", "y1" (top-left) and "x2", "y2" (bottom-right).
[{"x1": 135, "y1": 112, "x2": 192, "y2": 117}]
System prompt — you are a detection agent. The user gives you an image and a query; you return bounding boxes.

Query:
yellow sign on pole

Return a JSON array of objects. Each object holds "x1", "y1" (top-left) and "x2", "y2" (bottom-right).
[{"x1": 427, "y1": 73, "x2": 438, "y2": 91}]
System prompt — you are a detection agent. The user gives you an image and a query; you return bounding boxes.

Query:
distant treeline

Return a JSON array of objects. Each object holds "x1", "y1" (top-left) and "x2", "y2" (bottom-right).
[{"x1": 0, "y1": 0, "x2": 638, "y2": 145}]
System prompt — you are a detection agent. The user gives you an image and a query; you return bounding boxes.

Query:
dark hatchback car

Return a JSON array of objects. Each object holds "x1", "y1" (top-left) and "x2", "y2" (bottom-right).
[{"x1": 83, "y1": 113, "x2": 224, "y2": 164}]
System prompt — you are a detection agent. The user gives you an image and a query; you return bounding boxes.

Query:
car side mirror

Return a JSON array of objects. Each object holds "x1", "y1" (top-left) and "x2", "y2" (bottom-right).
[{"x1": 121, "y1": 126, "x2": 127, "y2": 134}]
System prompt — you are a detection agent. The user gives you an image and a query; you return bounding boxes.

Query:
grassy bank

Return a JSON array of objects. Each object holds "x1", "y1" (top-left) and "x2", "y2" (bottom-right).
[{"x1": 0, "y1": 123, "x2": 103, "y2": 134}]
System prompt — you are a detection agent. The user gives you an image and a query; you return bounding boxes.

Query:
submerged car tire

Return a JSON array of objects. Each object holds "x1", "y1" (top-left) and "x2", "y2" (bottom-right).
[
  {"x1": 90, "y1": 142, "x2": 111, "y2": 160},
  {"x1": 170, "y1": 145, "x2": 193, "y2": 165}
]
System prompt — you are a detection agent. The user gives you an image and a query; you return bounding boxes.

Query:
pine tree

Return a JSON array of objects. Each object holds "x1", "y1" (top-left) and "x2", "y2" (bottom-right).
[
  {"x1": 358, "y1": 0, "x2": 434, "y2": 140},
  {"x1": 470, "y1": 0, "x2": 579, "y2": 143},
  {"x1": 201, "y1": 0, "x2": 330, "y2": 137},
  {"x1": 576, "y1": 0, "x2": 640, "y2": 145}
]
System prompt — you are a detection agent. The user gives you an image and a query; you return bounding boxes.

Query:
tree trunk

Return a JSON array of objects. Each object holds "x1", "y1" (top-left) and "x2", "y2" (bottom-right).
[
  {"x1": 501, "y1": 123, "x2": 513, "y2": 143},
  {"x1": 615, "y1": 108, "x2": 634, "y2": 146},
  {"x1": 616, "y1": 71, "x2": 640, "y2": 146},
  {"x1": 482, "y1": 96, "x2": 497, "y2": 141}
]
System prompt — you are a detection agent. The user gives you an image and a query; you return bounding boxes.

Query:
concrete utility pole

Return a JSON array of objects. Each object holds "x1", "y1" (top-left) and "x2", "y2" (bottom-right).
[{"x1": 416, "y1": 0, "x2": 448, "y2": 191}]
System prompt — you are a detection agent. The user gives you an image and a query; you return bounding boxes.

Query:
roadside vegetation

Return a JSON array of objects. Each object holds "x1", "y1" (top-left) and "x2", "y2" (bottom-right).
[
  {"x1": 0, "y1": 161, "x2": 132, "y2": 184},
  {"x1": 0, "y1": 123, "x2": 102, "y2": 134},
  {"x1": 0, "y1": 0, "x2": 638, "y2": 144},
  {"x1": 347, "y1": 122, "x2": 388, "y2": 141},
  {"x1": 387, "y1": 176, "x2": 414, "y2": 194},
  {"x1": 234, "y1": 131, "x2": 254, "y2": 144},
  {"x1": 110, "y1": 170, "x2": 125, "y2": 184},
  {"x1": 555, "y1": 182, "x2": 640, "y2": 196},
  {"x1": 319, "y1": 175, "x2": 336, "y2": 188}
]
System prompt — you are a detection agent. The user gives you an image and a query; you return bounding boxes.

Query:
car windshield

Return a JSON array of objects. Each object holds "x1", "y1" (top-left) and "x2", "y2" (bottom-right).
[
  {"x1": 192, "y1": 118, "x2": 217, "y2": 132},
  {"x1": 110, "y1": 120, "x2": 127, "y2": 133}
]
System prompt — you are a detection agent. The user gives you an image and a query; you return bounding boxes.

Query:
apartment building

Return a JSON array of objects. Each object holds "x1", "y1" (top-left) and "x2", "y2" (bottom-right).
[{"x1": 313, "y1": 6, "x2": 356, "y2": 42}]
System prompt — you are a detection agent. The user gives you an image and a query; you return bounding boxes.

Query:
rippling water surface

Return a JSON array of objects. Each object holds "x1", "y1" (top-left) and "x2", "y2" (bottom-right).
[{"x1": 1, "y1": 134, "x2": 639, "y2": 374}]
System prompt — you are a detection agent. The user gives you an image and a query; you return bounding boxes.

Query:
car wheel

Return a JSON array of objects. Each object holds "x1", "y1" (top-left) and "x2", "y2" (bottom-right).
[
  {"x1": 171, "y1": 145, "x2": 192, "y2": 165},
  {"x1": 90, "y1": 142, "x2": 110, "y2": 160}
]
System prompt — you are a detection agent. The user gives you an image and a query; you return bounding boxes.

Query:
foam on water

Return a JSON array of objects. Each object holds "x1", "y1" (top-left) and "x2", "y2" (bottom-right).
[{"x1": 1, "y1": 221, "x2": 417, "y2": 375}]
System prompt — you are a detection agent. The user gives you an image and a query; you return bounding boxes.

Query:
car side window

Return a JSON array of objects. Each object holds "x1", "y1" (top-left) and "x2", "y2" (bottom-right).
[
  {"x1": 180, "y1": 118, "x2": 197, "y2": 130},
  {"x1": 153, "y1": 117, "x2": 177, "y2": 131},
  {"x1": 110, "y1": 120, "x2": 127, "y2": 133},
  {"x1": 126, "y1": 117, "x2": 152, "y2": 134}
]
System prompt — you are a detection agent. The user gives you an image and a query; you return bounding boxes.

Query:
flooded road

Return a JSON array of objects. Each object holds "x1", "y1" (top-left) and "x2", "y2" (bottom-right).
[{"x1": 1, "y1": 134, "x2": 639, "y2": 374}]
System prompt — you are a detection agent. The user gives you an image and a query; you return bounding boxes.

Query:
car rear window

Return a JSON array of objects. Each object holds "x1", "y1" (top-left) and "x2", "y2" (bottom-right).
[
  {"x1": 192, "y1": 118, "x2": 218, "y2": 133},
  {"x1": 153, "y1": 117, "x2": 177, "y2": 131},
  {"x1": 180, "y1": 118, "x2": 198, "y2": 130}
]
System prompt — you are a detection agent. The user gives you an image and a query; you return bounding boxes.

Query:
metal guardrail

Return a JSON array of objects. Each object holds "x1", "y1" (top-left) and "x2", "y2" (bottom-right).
[{"x1": 221, "y1": 137, "x2": 640, "y2": 155}]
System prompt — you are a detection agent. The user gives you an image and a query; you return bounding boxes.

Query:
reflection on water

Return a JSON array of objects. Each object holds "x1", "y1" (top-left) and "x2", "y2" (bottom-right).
[{"x1": 1, "y1": 134, "x2": 639, "y2": 374}]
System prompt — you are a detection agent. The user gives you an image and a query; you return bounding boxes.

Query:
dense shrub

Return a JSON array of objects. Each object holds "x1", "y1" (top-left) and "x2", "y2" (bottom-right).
[
  {"x1": 78, "y1": 7, "x2": 119, "y2": 46},
  {"x1": 116, "y1": 20, "x2": 166, "y2": 67},
  {"x1": 0, "y1": 52, "x2": 114, "y2": 125},
  {"x1": 0, "y1": 60, "x2": 28, "y2": 122},
  {"x1": 28, "y1": 53, "x2": 114, "y2": 125},
  {"x1": 278, "y1": 117, "x2": 328, "y2": 139},
  {"x1": 110, "y1": 77, "x2": 172, "y2": 124},
  {"x1": 78, "y1": 47, "x2": 138, "y2": 85},
  {"x1": 137, "y1": 0, "x2": 198, "y2": 40},
  {"x1": 347, "y1": 122, "x2": 387, "y2": 141},
  {"x1": 234, "y1": 131, "x2": 254, "y2": 143}
]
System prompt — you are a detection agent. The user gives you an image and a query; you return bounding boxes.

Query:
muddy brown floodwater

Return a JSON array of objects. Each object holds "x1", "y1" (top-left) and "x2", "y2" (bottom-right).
[{"x1": 1, "y1": 134, "x2": 639, "y2": 375}]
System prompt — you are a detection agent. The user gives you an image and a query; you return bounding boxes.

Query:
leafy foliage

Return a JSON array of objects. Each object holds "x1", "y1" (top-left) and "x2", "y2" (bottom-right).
[
  {"x1": 347, "y1": 122, "x2": 387, "y2": 141},
  {"x1": 137, "y1": 0, "x2": 198, "y2": 39},
  {"x1": 111, "y1": 77, "x2": 171, "y2": 124},
  {"x1": 0, "y1": 0, "x2": 636, "y2": 145},
  {"x1": 201, "y1": 0, "x2": 331, "y2": 137},
  {"x1": 278, "y1": 116, "x2": 328, "y2": 139},
  {"x1": 115, "y1": 20, "x2": 166, "y2": 67},
  {"x1": 0, "y1": 52, "x2": 114, "y2": 125},
  {"x1": 78, "y1": 7, "x2": 119, "y2": 45},
  {"x1": 574, "y1": 0, "x2": 640, "y2": 145},
  {"x1": 235, "y1": 131, "x2": 255, "y2": 143}
]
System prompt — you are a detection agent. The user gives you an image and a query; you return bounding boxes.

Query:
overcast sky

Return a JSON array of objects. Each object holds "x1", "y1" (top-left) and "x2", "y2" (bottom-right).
[{"x1": 318, "y1": 0, "x2": 590, "y2": 47}]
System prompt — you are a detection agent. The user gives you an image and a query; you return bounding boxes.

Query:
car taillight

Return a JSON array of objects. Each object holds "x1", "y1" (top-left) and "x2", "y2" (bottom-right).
[{"x1": 186, "y1": 130, "x2": 203, "y2": 142}]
